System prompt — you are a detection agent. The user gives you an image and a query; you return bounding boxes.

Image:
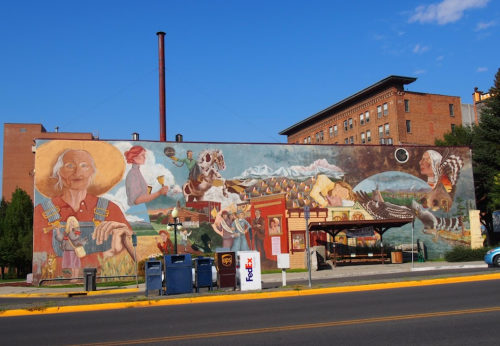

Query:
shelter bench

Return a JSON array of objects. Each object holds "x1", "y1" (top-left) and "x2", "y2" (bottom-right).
[{"x1": 331, "y1": 253, "x2": 390, "y2": 265}]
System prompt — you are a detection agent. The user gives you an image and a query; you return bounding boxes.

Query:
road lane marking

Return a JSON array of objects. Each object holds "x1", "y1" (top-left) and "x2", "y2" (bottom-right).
[{"x1": 66, "y1": 306, "x2": 500, "y2": 345}]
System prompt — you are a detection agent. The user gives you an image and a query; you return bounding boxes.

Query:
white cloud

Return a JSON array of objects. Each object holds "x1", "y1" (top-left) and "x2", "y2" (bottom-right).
[
  {"x1": 372, "y1": 33, "x2": 385, "y2": 40},
  {"x1": 476, "y1": 67, "x2": 488, "y2": 72},
  {"x1": 414, "y1": 69, "x2": 427, "y2": 75},
  {"x1": 436, "y1": 55, "x2": 445, "y2": 60},
  {"x1": 413, "y1": 44, "x2": 430, "y2": 53},
  {"x1": 475, "y1": 20, "x2": 496, "y2": 31},
  {"x1": 408, "y1": 0, "x2": 491, "y2": 25}
]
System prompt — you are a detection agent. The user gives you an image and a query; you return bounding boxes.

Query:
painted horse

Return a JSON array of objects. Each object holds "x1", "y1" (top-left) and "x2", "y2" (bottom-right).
[{"x1": 183, "y1": 149, "x2": 228, "y2": 202}]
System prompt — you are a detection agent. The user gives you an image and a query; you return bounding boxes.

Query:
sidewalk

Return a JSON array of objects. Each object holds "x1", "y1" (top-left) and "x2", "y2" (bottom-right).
[{"x1": 0, "y1": 261, "x2": 489, "y2": 297}]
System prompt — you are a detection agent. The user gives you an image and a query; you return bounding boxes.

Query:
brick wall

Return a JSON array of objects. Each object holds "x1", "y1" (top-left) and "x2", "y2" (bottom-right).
[
  {"x1": 286, "y1": 89, "x2": 462, "y2": 146},
  {"x1": 2, "y1": 124, "x2": 93, "y2": 202}
]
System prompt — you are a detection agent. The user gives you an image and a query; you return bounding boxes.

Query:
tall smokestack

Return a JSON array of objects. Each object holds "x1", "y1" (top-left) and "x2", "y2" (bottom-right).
[{"x1": 157, "y1": 31, "x2": 167, "y2": 142}]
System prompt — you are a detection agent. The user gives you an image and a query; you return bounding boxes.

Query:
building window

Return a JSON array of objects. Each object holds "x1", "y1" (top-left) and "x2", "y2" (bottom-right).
[
  {"x1": 379, "y1": 138, "x2": 385, "y2": 144},
  {"x1": 365, "y1": 111, "x2": 370, "y2": 123},
  {"x1": 359, "y1": 113, "x2": 364, "y2": 125},
  {"x1": 349, "y1": 136, "x2": 354, "y2": 144},
  {"x1": 404, "y1": 99, "x2": 410, "y2": 112},
  {"x1": 387, "y1": 138, "x2": 393, "y2": 145},
  {"x1": 334, "y1": 124, "x2": 338, "y2": 136},
  {"x1": 320, "y1": 131, "x2": 324, "y2": 141},
  {"x1": 378, "y1": 125, "x2": 383, "y2": 137},
  {"x1": 383, "y1": 103, "x2": 388, "y2": 116},
  {"x1": 329, "y1": 126, "x2": 333, "y2": 137},
  {"x1": 361, "y1": 132, "x2": 366, "y2": 144},
  {"x1": 344, "y1": 120, "x2": 348, "y2": 132},
  {"x1": 385, "y1": 123, "x2": 390, "y2": 136},
  {"x1": 307, "y1": 136, "x2": 311, "y2": 143},
  {"x1": 20, "y1": 128, "x2": 26, "y2": 133},
  {"x1": 449, "y1": 104, "x2": 455, "y2": 116},
  {"x1": 451, "y1": 124, "x2": 456, "y2": 132},
  {"x1": 316, "y1": 133, "x2": 320, "y2": 143},
  {"x1": 377, "y1": 105, "x2": 382, "y2": 118},
  {"x1": 406, "y1": 120, "x2": 411, "y2": 133},
  {"x1": 303, "y1": 138, "x2": 307, "y2": 144},
  {"x1": 348, "y1": 118, "x2": 353, "y2": 130},
  {"x1": 344, "y1": 138, "x2": 349, "y2": 144},
  {"x1": 367, "y1": 130, "x2": 371, "y2": 142}
]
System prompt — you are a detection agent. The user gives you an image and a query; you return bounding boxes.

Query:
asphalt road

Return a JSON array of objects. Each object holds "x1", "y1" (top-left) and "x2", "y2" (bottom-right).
[
  {"x1": 0, "y1": 266, "x2": 497, "y2": 308},
  {"x1": 1, "y1": 275, "x2": 499, "y2": 345}
]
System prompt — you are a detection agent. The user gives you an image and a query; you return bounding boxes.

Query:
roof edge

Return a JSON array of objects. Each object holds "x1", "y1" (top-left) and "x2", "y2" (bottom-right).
[{"x1": 279, "y1": 75, "x2": 417, "y2": 135}]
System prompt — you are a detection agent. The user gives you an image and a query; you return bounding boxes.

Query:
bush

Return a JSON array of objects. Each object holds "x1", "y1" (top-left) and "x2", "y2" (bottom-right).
[{"x1": 444, "y1": 245, "x2": 492, "y2": 262}]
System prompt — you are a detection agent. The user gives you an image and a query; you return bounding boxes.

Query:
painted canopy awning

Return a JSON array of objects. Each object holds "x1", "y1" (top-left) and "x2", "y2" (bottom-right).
[{"x1": 308, "y1": 218, "x2": 414, "y2": 238}]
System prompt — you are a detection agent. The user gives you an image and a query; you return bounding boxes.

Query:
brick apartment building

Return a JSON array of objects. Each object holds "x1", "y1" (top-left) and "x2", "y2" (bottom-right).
[
  {"x1": 279, "y1": 75, "x2": 462, "y2": 146},
  {"x1": 2, "y1": 123, "x2": 94, "y2": 202},
  {"x1": 472, "y1": 87, "x2": 492, "y2": 125}
]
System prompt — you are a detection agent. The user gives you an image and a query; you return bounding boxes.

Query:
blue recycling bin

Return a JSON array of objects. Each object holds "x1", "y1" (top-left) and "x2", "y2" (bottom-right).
[
  {"x1": 164, "y1": 254, "x2": 192, "y2": 295},
  {"x1": 145, "y1": 260, "x2": 163, "y2": 296},
  {"x1": 194, "y1": 256, "x2": 213, "y2": 293}
]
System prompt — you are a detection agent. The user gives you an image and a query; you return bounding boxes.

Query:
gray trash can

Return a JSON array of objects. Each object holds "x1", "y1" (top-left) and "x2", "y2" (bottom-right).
[
  {"x1": 145, "y1": 260, "x2": 163, "y2": 296},
  {"x1": 164, "y1": 254, "x2": 192, "y2": 295},
  {"x1": 83, "y1": 268, "x2": 97, "y2": 292},
  {"x1": 194, "y1": 256, "x2": 213, "y2": 293}
]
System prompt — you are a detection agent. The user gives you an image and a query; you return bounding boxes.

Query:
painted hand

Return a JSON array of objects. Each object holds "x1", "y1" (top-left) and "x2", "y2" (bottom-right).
[{"x1": 92, "y1": 221, "x2": 134, "y2": 259}]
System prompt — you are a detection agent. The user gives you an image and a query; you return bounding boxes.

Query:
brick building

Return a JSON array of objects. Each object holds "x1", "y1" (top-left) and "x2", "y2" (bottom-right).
[
  {"x1": 279, "y1": 75, "x2": 462, "y2": 146},
  {"x1": 472, "y1": 87, "x2": 492, "y2": 125},
  {"x1": 2, "y1": 124, "x2": 94, "y2": 202}
]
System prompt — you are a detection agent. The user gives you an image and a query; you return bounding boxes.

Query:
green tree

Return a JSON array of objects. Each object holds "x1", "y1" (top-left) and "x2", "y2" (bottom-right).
[
  {"x1": 435, "y1": 124, "x2": 475, "y2": 146},
  {"x1": 473, "y1": 68, "x2": 500, "y2": 244},
  {"x1": 435, "y1": 68, "x2": 500, "y2": 245},
  {"x1": 0, "y1": 197, "x2": 10, "y2": 279},
  {"x1": 0, "y1": 188, "x2": 33, "y2": 277}
]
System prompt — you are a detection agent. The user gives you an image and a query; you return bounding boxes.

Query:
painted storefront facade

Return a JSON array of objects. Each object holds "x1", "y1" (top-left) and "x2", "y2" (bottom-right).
[{"x1": 32, "y1": 139, "x2": 479, "y2": 284}]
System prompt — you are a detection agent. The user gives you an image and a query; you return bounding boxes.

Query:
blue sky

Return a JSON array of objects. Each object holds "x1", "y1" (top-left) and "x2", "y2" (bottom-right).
[{"x1": 1, "y1": 0, "x2": 499, "y2": 197}]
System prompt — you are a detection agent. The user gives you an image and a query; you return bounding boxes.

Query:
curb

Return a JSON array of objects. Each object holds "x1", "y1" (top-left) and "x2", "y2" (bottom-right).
[
  {"x1": 2, "y1": 273, "x2": 499, "y2": 318},
  {"x1": 410, "y1": 264, "x2": 488, "y2": 272},
  {"x1": 0, "y1": 288, "x2": 140, "y2": 298}
]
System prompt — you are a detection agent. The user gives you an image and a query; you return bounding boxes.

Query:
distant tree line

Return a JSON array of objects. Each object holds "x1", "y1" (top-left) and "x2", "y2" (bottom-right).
[
  {"x1": 0, "y1": 188, "x2": 33, "y2": 279},
  {"x1": 436, "y1": 68, "x2": 500, "y2": 245}
]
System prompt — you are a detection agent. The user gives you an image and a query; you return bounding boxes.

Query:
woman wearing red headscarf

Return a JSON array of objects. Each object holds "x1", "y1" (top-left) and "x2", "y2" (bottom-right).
[{"x1": 124, "y1": 146, "x2": 169, "y2": 206}]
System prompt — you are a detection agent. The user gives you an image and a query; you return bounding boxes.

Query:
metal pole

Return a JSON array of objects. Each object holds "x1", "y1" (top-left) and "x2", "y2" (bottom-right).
[
  {"x1": 134, "y1": 247, "x2": 138, "y2": 288},
  {"x1": 412, "y1": 217, "x2": 415, "y2": 268},
  {"x1": 174, "y1": 222, "x2": 178, "y2": 255},
  {"x1": 156, "y1": 31, "x2": 166, "y2": 142},
  {"x1": 306, "y1": 218, "x2": 311, "y2": 288}
]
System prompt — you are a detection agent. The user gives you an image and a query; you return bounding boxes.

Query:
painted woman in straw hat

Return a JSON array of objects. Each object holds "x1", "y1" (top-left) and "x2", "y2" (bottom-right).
[{"x1": 34, "y1": 141, "x2": 135, "y2": 282}]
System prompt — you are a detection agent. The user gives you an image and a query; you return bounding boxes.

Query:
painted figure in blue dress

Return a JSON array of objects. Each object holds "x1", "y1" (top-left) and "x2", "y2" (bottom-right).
[{"x1": 231, "y1": 210, "x2": 251, "y2": 252}]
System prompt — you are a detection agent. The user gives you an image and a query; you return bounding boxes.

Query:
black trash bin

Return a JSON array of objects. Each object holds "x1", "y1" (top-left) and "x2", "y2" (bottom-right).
[
  {"x1": 214, "y1": 251, "x2": 236, "y2": 290},
  {"x1": 83, "y1": 268, "x2": 97, "y2": 292},
  {"x1": 194, "y1": 256, "x2": 213, "y2": 293},
  {"x1": 164, "y1": 254, "x2": 192, "y2": 295},
  {"x1": 145, "y1": 260, "x2": 163, "y2": 296}
]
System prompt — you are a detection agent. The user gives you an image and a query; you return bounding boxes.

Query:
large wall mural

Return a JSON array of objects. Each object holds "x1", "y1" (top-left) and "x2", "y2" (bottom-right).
[{"x1": 32, "y1": 140, "x2": 477, "y2": 284}]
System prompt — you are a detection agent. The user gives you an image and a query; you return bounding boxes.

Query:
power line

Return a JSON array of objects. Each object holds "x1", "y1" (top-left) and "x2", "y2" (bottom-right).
[
  {"x1": 60, "y1": 68, "x2": 159, "y2": 130},
  {"x1": 166, "y1": 67, "x2": 283, "y2": 144}
]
